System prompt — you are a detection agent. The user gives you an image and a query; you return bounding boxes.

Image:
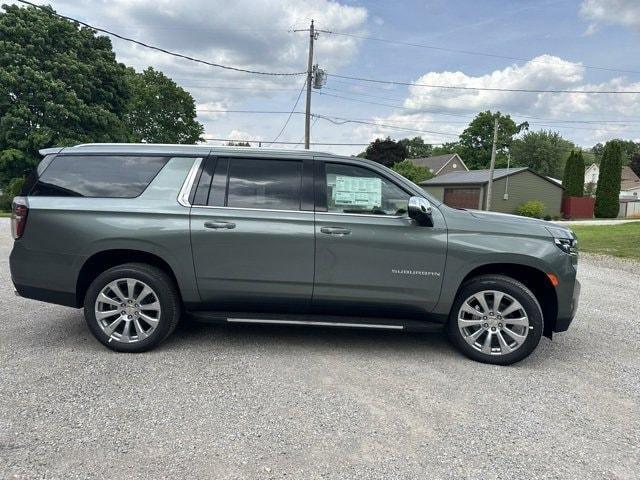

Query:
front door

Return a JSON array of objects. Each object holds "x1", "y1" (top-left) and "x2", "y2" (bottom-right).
[
  {"x1": 312, "y1": 160, "x2": 447, "y2": 319},
  {"x1": 190, "y1": 156, "x2": 315, "y2": 312}
]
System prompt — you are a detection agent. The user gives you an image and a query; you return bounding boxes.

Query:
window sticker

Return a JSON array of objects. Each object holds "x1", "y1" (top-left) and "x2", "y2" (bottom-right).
[{"x1": 333, "y1": 175, "x2": 382, "y2": 208}]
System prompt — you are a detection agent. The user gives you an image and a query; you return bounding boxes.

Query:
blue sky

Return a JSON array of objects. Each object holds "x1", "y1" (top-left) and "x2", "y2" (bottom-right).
[{"x1": 10, "y1": 0, "x2": 640, "y2": 154}]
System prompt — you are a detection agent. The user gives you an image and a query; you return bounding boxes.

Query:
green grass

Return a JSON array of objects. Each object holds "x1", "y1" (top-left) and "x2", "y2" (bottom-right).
[
  {"x1": 0, "y1": 212, "x2": 11, "y2": 218},
  {"x1": 571, "y1": 223, "x2": 640, "y2": 261}
]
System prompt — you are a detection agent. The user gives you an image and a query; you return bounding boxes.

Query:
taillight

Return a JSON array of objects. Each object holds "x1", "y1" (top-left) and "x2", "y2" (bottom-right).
[{"x1": 11, "y1": 197, "x2": 29, "y2": 240}]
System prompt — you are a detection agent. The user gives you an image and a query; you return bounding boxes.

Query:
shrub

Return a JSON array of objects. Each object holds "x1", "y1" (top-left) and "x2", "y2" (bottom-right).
[
  {"x1": 516, "y1": 200, "x2": 545, "y2": 218},
  {"x1": 0, "y1": 176, "x2": 25, "y2": 211},
  {"x1": 391, "y1": 160, "x2": 434, "y2": 184}
]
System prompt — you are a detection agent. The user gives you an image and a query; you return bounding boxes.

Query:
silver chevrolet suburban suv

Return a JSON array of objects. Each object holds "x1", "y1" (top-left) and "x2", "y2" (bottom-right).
[{"x1": 9, "y1": 144, "x2": 580, "y2": 364}]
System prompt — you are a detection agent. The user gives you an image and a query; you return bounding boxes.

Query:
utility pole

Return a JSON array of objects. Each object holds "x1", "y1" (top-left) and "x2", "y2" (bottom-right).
[
  {"x1": 486, "y1": 117, "x2": 499, "y2": 211},
  {"x1": 304, "y1": 20, "x2": 316, "y2": 149}
]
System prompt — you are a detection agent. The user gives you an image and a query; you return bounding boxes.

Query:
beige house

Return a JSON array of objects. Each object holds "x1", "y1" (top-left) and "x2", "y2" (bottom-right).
[
  {"x1": 410, "y1": 153, "x2": 468, "y2": 177},
  {"x1": 584, "y1": 163, "x2": 640, "y2": 198},
  {"x1": 420, "y1": 167, "x2": 563, "y2": 217}
]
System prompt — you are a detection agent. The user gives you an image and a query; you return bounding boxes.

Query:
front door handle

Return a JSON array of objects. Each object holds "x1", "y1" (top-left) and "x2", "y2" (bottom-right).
[
  {"x1": 320, "y1": 226, "x2": 351, "y2": 236},
  {"x1": 204, "y1": 221, "x2": 236, "y2": 230}
]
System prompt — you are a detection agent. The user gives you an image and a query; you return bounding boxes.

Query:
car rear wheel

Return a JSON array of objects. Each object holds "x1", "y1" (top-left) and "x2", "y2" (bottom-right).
[
  {"x1": 447, "y1": 275, "x2": 543, "y2": 365},
  {"x1": 84, "y1": 263, "x2": 181, "y2": 352}
]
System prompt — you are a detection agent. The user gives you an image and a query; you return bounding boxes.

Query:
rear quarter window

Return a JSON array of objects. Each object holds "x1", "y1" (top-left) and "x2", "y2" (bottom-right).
[{"x1": 30, "y1": 155, "x2": 169, "y2": 198}]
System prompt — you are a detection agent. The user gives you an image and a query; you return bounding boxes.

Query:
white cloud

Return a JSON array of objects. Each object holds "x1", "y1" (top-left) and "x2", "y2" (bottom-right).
[
  {"x1": 580, "y1": 0, "x2": 640, "y2": 31},
  {"x1": 372, "y1": 55, "x2": 640, "y2": 147}
]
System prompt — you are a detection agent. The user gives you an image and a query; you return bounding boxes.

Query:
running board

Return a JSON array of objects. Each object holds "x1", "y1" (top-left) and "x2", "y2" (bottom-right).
[
  {"x1": 226, "y1": 318, "x2": 403, "y2": 330},
  {"x1": 187, "y1": 311, "x2": 444, "y2": 332}
]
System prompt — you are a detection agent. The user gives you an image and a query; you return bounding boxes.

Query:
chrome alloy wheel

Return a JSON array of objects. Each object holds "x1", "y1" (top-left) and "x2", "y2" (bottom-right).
[
  {"x1": 94, "y1": 278, "x2": 161, "y2": 343},
  {"x1": 457, "y1": 290, "x2": 530, "y2": 356}
]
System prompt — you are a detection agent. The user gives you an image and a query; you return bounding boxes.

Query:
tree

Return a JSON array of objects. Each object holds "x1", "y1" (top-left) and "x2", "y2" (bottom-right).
[
  {"x1": 595, "y1": 141, "x2": 623, "y2": 218},
  {"x1": 398, "y1": 137, "x2": 432, "y2": 159},
  {"x1": 362, "y1": 137, "x2": 407, "y2": 167},
  {"x1": 511, "y1": 130, "x2": 576, "y2": 178},
  {"x1": 630, "y1": 153, "x2": 640, "y2": 178},
  {"x1": 591, "y1": 139, "x2": 639, "y2": 165},
  {"x1": 0, "y1": 4, "x2": 131, "y2": 188},
  {"x1": 562, "y1": 150, "x2": 585, "y2": 197},
  {"x1": 391, "y1": 160, "x2": 434, "y2": 184},
  {"x1": 124, "y1": 67, "x2": 203, "y2": 144},
  {"x1": 456, "y1": 111, "x2": 528, "y2": 170}
]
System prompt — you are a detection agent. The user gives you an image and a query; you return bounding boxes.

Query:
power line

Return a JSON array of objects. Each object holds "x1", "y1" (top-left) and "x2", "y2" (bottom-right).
[
  {"x1": 323, "y1": 31, "x2": 640, "y2": 76},
  {"x1": 16, "y1": 0, "x2": 305, "y2": 77},
  {"x1": 329, "y1": 73, "x2": 640, "y2": 94},
  {"x1": 316, "y1": 89, "x2": 640, "y2": 128},
  {"x1": 267, "y1": 79, "x2": 307, "y2": 145}
]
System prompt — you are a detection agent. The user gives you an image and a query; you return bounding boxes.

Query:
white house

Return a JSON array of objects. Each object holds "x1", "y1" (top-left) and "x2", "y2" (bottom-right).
[{"x1": 584, "y1": 163, "x2": 640, "y2": 198}]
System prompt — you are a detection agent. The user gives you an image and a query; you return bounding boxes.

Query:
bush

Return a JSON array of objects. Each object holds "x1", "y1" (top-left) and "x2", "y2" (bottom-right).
[
  {"x1": 0, "y1": 176, "x2": 25, "y2": 211},
  {"x1": 391, "y1": 160, "x2": 434, "y2": 184},
  {"x1": 516, "y1": 200, "x2": 545, "y2": 218}
]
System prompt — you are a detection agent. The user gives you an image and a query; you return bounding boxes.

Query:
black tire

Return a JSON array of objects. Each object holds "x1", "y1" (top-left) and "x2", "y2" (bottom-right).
[
  {"x1": 447, "y1": 275, "x2": 543, "y2": 365},
  {"x1": 83, "y1": 263, "x2": 181, "y2": 352}
]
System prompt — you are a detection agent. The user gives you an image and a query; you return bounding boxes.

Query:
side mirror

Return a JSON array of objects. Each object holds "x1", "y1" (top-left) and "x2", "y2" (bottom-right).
[{"x1": 408, "y1": 196, "x2": 433, "y2": 226}]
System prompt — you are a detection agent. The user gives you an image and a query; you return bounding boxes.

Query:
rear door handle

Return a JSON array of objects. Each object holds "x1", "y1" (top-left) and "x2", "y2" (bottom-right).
[
  {"x1": 320, "y1": 226, "x2": 351, "y2": 236},
  {"x1": 204, "y1": 221, "x2": 236, "y2": 230}
]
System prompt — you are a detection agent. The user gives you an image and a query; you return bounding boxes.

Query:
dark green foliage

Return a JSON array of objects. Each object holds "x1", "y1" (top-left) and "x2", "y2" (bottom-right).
[
  {"x1": 0, "y1": 4, "x2": 203, "y2": 191},
  {"x1": 562, "y1": 150, "x2": 585, "y2": 197},
  {"x1": 0, "y1": 176, "x2": 25, "y2": 211},
  {"x1": 591, "y1": 140, "x2": 639, "y2": 165},
  {"x1": 124, "y1": 67, "x2": 203, "y2": 144},
  {"x1": 0, "y1": 4, "x2": 131, "y2": 187},
  {"x1": 398, "y1": 137, "x2": 433, "y2": 159},
  {"x1": 362, "y1": 137, "x2": 407, "y2": 167},
  {"x1": 391, "y1": 160, "x2": 434, "y2": 184},
  {"x1": 630, "y1": 153, "x2": 640, "y2": 178},
  {"x1": 456, "y1": 111, "x2": 528, "y2": 169},
  {"x1": 511, "y1": 130, "x2": 576, "y2": 178},
  {"x1": 595, "y1": 141, "x2": 623, "y2": 218}
]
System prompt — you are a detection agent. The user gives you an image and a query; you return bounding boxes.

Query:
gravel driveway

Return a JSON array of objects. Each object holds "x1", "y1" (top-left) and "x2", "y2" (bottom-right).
[{"x1": 1, "y1": 218, "x2": 638, "y2": 479}]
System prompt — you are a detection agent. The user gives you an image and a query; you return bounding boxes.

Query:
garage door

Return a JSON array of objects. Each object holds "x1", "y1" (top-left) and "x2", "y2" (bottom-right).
[{"x1": 443, "y1": 187, "x2": 481, "y2": 209}]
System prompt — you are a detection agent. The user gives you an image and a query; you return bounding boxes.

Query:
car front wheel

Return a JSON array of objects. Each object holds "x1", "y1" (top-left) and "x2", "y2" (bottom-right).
[
  {"x1": 83, "y1": 263, "x2": 181, "y2": 352},
  {"x1": 447, "y1": 274, "x2": 543, "y2": 365}
]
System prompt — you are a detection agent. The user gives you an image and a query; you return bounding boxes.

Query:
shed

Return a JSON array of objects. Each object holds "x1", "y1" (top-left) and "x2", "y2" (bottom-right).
[{"x1": 420, "y1": 167, "x2": 564, "y2": 216}]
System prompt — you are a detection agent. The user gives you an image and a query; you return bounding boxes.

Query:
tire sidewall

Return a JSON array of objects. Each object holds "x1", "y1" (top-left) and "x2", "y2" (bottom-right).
[
  {"x1": 83, "y1": 265, "x2": 178, "y2": 352},
  {"x1": 447, "y1": 276, "x2": 543, "y2": 365}
]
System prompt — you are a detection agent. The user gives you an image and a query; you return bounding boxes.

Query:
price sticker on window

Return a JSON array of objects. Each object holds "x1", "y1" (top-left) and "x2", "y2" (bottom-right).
[{"x1": 333, "y1": 176, "x2": 382, "y2": 208}]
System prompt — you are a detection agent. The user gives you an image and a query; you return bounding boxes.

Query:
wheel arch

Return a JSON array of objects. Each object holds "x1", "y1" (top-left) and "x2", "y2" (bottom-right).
[
  {"x1": 76, "y1": 249, "x2": 182, "y2": 307},
  {"x1": 455, "y1": 263, "x2": 558, "y2": 338}
]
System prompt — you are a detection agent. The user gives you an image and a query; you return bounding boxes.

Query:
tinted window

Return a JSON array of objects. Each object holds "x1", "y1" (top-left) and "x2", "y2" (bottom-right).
[
  {"x1": 31, "y1": 155, "x2": 168, "y2": 198},
  {"x1": 325, "y1": 163, "x2": 409, "y2": 216},
  {"x1": 226, "y1": 158, "x2": 302, "y2": 210}
]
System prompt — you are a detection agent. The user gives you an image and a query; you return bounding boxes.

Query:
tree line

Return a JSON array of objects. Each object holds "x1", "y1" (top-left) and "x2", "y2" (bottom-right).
[{"x1": 0, "y1": 4, "x2": 203, "y2": 207}]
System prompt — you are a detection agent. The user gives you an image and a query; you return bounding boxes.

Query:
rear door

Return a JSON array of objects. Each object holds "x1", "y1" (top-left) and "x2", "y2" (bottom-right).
[
  {"x1": 190, "y1": 155, "x2": 315, "y2": 312},
  {"x1": 312, "y1": 159, "x2": 447, "y2": 319}
]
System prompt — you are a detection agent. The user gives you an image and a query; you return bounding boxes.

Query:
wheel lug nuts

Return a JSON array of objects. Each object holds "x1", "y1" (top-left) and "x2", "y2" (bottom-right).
[
  {"x1": 491, "y1": 327, "x2": 496, "y2": 331},
  {"x1": 483, "y1": 323, "x2": 489, "y2": 328},
  {"x1": 489, "y1": 312, "x2": 494, "y2": 316},
  {"x1": 127, "y1": 315, "x2": 132, "y2": 319},
  {"x1": 483, "y1": 316, "x2": 487, "y2": 320},
  {"x1": 121, "y1": 311, "x2": 126, "y2": 315},
  {"x1": 498, "y1": 323, "x2": 503, "y2": 328}
]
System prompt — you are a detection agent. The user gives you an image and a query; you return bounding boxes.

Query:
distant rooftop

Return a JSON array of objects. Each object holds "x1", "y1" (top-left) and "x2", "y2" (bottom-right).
[
  {"x1": 420, "y1": 167, "x2": 530, "y2": 185},
  {"x1": 411, "y1": 153, "x2": 464, "y2": 173}
]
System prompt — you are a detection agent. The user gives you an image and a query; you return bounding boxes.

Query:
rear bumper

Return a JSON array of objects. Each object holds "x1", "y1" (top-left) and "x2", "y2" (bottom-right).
[
  {"x1": 554, "y1": 278, "x2": 580, "y2": 332},
  {"x1": 13, "y1": 283, "x2": 78, "y2": 308},
  {"x1": 10, "y1": 242, "x2": 82, "y2": 308}
]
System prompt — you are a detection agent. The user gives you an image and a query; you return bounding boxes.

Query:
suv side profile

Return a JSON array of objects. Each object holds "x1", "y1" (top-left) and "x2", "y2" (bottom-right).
[{"x1": 10, "y1": 144, "x2": 580, "y2": 365}]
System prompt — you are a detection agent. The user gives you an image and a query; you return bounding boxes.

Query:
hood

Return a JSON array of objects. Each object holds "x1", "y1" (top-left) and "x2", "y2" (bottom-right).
[{"x1": 448, "y1": 208, "x2": 574, "y2": 239}]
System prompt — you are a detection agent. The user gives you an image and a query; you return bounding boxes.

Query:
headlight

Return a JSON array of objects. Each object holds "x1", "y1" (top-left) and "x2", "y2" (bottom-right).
[{"x1": 546, "y1": 226, "x2": 578, "y2": 255}]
